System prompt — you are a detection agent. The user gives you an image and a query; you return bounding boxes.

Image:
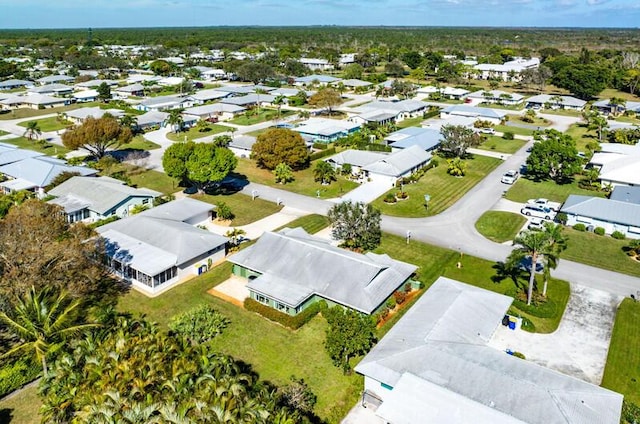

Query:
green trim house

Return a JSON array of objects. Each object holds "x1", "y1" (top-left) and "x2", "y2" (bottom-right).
[{"x1": 227, "y1": 228, "x2": 418, "y2": 316}]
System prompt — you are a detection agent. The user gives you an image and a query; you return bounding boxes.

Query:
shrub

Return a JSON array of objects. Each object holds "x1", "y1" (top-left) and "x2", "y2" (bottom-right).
[
  {"x1": 555, "y1": 212, "x2": 568, "y2": 225},
  {"x1": 573, "y1": 223, "x2": 586, "y2": 231},
  {"x1": 502, "y1": 131, "x2": 515, "y2": 140},
  {"x1": 622, "y1": 400, "x2": 640, "y2": 424},
  {"x1": 386, "y1": 297, "x2": 397, "y2": 310},
  {"x1": 153, "y1": 194, "x2": 175, "y2": 206},
  {"x1": 612, "y1": 231, "x2": 626, "y2": 240},
  {"x1": 512, "y1": 351, "x2": 526, "y2": 360},
  {"x1": 393, "y1": 290, "x2": 407, "y2": 305},
  {"x1": 594, "y1": 227, "x2": 605, "y2": 236},
  {"x1": 169, "y1": 305, "x2": 230, "y2": 345},
  {"x1": 0, "y1": 357, "x2": 40, "y2": 398},
  {"x1": 396, "y1": 191, "x2": 408, "y2": 199},
  {"x1": 244, "y1": 298, "x2": 322, "y2": 330},
  {"x1": 309, "y1": 147, "x2": 336, "y2": 161},
  {"x1": 215, "y1": 201, "x2": 234, "y2": 220},
  {"x1": 88, "y1": 215, "x2": 120, "y2": 229},
  {"x1": 383, "y1": 193, "x2": 397, "y2": 203},
  {"x1": 312, "y1": 142, "x2": 328, "y2": 150}
]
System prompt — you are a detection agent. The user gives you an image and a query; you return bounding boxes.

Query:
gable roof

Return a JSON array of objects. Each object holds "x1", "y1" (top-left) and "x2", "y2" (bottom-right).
[
  {"x1": 468, "y1": 90, "x2": 524, "y2": 101},
  {"x1": 293, "y1": 118, "x2": 360, "y2": 138},
  {"x1": 363, "y1": 145, "x2": 431, "y2": 176},
  {"x1": 386, "y1": 127, "x2": 442, "y2": 151},
  {"x1": 325, "y1": 149, "x2": 388, "y2": 167},
  {"x1": 354, "y1": 100, "x2": 429, "y2": 114},
  {"x1": 65, "y1": 107, "x2": 124, "y2": 121},
  {"x1": 227, "y1": 228, "x2": 417, "y2": 313},
  {"x1": 0, "y1": 157, "x2": 96, "y2": 188},
  {"x1": 136, "y1": 110, "x2": 169, "y2": 127},
  {"x1": 560, "y1": 195, "x2": 640, "y2": 228},
  {"x1": 610, "y1": 186, "x2": 640, "y2": 204},
  {"x1": 599, "y1": 155, "x2": 640, "y2": 186},
  {"x1": 115, "y1": 83, "x2": 144, "y2": 93},
  {"x1": 190, "y1": 88, "x2": 230, "y2": 102},
  {"x1": 294, "y1": 74, "x2": 341, "y2": 84},
  {"x1": 36, "y1": 74, "x2": 75, "y2": 84},
  {"x1": 442, "y1": 104, "x2": 505, "y2": 119},
  {"x1": 525, "y1": 94, "x2": 586, "y2": 108},
  {"x1": 220, "y1": 93, "x2": 276, "y2": 106},
  {"x1": 0, "y1": 145, "x2": 44, "y2": 166},
  {"x1": 355, "y1": 277, "x2": 623, "y2": 424},
  {"x1": 183, "y1": 103, "x2": 246, "y2": 117},
  {"x1": 48, "y1": 176, "x2": 161, "y2": 214}
]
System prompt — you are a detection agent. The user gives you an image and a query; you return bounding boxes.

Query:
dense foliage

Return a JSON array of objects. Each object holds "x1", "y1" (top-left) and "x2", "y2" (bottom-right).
[
  {"x1": 162, "y1": 141, "x2": 237, "y2": 190},
  {"x1": 244, "y1": 298, "x2": 323, "y2": 330},
  {"x1": 526, "y1": 130, "x2": 582, "y2": 183},
  {"x1": 328, "y1": 201, "x2": 381, "y2": 251},
  {"x1": 324, "y1": 307, "x2": 377, "y2": 374},
  {"x1": 169, "y1": 305, "x2": 230, "y2": 345},
  {"x1": 61, "y1": 114, "x2": 132, "y2": 158},
  {"x1": 252, "y1": 128, "x2": 310, "y2": 170}
]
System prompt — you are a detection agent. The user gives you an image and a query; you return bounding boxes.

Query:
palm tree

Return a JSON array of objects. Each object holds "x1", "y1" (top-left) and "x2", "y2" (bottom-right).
[
  {"x1": 224, "y1": 228, "x2": 247, "y2": 246},
  {"x1": 119, "y1": 114, "x2": 138, "y2": 132},
  {"x1": 23, "y1": 121, "x2": 42, "y2": 141},
  {"x1": 313, "y1": 161, "x2": 336, "y2": 185},
  {"x1": 0, "y1": 287, "x2": 98, "y2": 376},
  {"x1": 540, "y1": 222, "x2": 568, "y2": 296},
  {"x1": 513, "y1": 230, "x2": 551, "y2": 305},
  {"x1": 609, "y1": 97, "x2": 626, "y2": 116},
  {"x1": 273, "y1": 95, "x2": 286, "y2": 120},
  {"x1": 167, "y1": 110, "x2": 184, "y2": 133}
]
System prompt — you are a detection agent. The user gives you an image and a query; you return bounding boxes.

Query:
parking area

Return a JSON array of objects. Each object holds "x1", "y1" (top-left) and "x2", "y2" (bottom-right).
[
  {"x1": 208, "y1": 275, "x2": 249, "y2": 306},
  {"x1": 488, "y1": 284, "x2": 622, "y2": 384}
]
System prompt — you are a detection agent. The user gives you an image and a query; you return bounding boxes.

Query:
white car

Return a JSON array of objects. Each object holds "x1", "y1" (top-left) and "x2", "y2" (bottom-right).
[
  {"x1": 527, "y1": 218, "x2": 544, "y2": 231},
  {"x1": 521, "y1": 204, "x2": 555, "y2": 220},
  {"x1": 501, "y1": 170, "x2": 519, "y2": 185},
  {"x1": 479, "y1": 127, "x2": 496, "y2": 134},
  {"x1": 526, "y1": 198, "x2": 560, "y2": 212}
]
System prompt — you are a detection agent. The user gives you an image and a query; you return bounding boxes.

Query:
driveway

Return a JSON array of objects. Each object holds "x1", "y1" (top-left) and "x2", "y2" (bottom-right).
[
  {"x1": 488, "y1": 284, "x2": 622, "y2": 384},
  {"x1": 331, "y1": 180, "x2": 391, "y2": 204}
]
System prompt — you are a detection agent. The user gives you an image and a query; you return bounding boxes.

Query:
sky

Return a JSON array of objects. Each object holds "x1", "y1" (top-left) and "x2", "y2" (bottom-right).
[{"x1": 0, "y1": 0, "x2": 638, "y2": 29}]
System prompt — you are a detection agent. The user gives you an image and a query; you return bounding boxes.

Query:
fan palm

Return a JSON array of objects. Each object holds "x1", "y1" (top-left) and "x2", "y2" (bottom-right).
[
  {"x1": 23, "y1": 120, "x2": 42, "y2": 141},
  {"x1": 513, "y1": 230, "x2": 551, "y2": 305},
  {"x1": 540, "y1": 222, "x2": 568, "y2": 296}
]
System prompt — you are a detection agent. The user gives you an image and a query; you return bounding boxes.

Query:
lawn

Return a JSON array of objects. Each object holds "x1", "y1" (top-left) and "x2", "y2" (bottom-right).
[
  {"x1": 116, "y1": 262, "x2": 361, "y2": 422},
  {"x1": 602, "y1": 298, "x2": 640, "y2": 405},
  {"x1": 234, "y1": 158, "x2": 359, "y2": 199},
  {"x1": 0, "y1": 102, "x2": 100, "y2": 121},
  {"x1": 118, "y1": 134, "x2": 161, "y2": 151},
  {"x1": 396, "y1": 115, "x2": 424, "y2": 129},
  {"x1": 495, "y1": 124, "x2": 536, "y2": 136},
  {"x1": 599, "y1": 88, "x2": 640, "y2": 103},
  {"x1": 0, "y1": 129, "x2": 7, "y2": 136},
  {"x1": 506, "y1": 114, "x2": 550, "y2": 127},
  {"x1": 192, "y1": 192, "x2": 283, "y2": 226},
  {"x1": 475, "y1": 211, "x2": 527, "y2": 243},
  {"x1": 229, "y1": 109, "x2": 295, "y2": 126},
  {"x1": 504, "y1": 177, "x2": 606, "y2": 204},
  {"x1": 245, "y1": 128, "x2": 269, "y2": 137},
  {"x1": 2, "y1": 137, "x2": 69, "y2": 156},
  {"x1": 561, "y1": 228, "x2": 640, "y2": 278},
  {"x1": 478, "y1": 135, "x2": 527, "y2": 154},
  {"x1": 17, "y1": 116, "x2": 72, "y2": 132},
  {"x1": 371, "y1": 155, "x2": 502, "y2": 217},
  {"x1": 128, "y1": 169, "x2": 180, "y2": 194},
  {"x1": 565, "y1": 123, "x2": 599, "y2": 152},
  {"x1": 0, "y1": 384, "x2": 41, "y2": 424},
  {"x1": 274, "y1": 214, "x2": 330, "y2": 234},
  {"x1": 538, "y1": 108, "x2": 583, "y2": 117},
  {"x1": 166, "y1": 123, "x2": 231, "y2": 142}
]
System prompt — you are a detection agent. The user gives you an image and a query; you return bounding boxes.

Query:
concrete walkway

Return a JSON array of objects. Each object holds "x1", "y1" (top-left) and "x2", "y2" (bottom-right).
[{"x1": 203, "y1": 206, "x2": 308, "y2": 240}]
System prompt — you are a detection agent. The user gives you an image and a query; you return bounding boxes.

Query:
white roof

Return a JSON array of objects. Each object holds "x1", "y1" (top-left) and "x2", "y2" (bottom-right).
[
  {"x1": 190, "y1": 89, "x2": 229, "y2": 101},
  {"x1": 65, "y1": 107, "x2": 124, "y2": 121},
  {"x1": 468, "y1": 90, "x2": 524, "y2": 101},
  {"x1": 363, "y1": 145, "x2": 431, "y2": 177},
  {"x1": 525, "y1": 94, "x2": 586, "y2": 108},
  {"x1": 599, "y1": 156, "x2": 640, "y2": 186},
  {"x1": 183, "y1": 103, "x2": 245, "y2": 117},
  {"x1": 293, "y1": 118, "x2": 360, "y2": 137},
  {"x1": 72, "y1": 89, "x2": 99, "y2": 100}
]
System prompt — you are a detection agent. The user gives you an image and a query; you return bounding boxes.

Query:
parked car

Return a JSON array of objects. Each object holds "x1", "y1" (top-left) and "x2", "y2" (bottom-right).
[
  {"x1": 183, "y1": 186, "x2": 198, "y2": 195},
  {"x1": 521, "y1": 204, "x2": 554, "y2": 220},
  {"x1": 526, "y1": 198, "x2": 560, "y2": 212},
  {"x1": 527, "y1": 218, "x2": 544, "y2": 231},
  {"x1": 501, "y1": 169, "x2": 519, "y2": 184},
  {"x1": 479, "y1": 127, "x2": 495, "y2": 135}
]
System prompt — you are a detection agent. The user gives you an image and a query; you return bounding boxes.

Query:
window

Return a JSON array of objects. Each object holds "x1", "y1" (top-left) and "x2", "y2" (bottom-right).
[
  {"x1": 142, "y1": 199, "x2": 149, "y2": 204},
  {"x1": 256, "y1": 295, "x2": 268, "y2": 304},
  {"x1": 275, "y1": 302, "x2": 289, "y2": 313}
]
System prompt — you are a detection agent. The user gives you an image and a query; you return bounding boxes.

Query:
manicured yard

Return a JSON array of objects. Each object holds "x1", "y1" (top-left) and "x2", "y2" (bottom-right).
[
  {"x1": 538, "y1": 108, "x2": 582, "y2": 117},
  {"x1": 274, "y1": 214, "x2": 330, "y2": 234},
  {"x1": 128, "y1": 169, "x2": 180, "y2": 194},
  {"x1": 118, "y1": 134, "x2": 161, "y2": 151},
  {"x1": 116, "y1": 262, "x2": 361, "y2": 422},
  {"x1": 495, "y1": 124, "x2": 535, "y2": 136},
  {"x1": 504, "y1": 177, "x2": 606, "y2": 204},
  {"x1": 0, "y1": 129, "x2": 7, "y2": 136},
  {"x1": 602, "y1": 298, "x2": 640, "y2": 404},
  {"x1": 0, "y1": 383, "x2": 41, "y2": 424},
  {"x1": 506, "y1": 113, "x2": 550, "y2": 127},
  {"x1": 561, "y1": 228, "x2": 640, "y2": 278},
  {"x1": 166, "y1": 123, "x2": 231, "y2": 142},
  {"x1": 371, "y1": 155, "x2": 502, "y2": 217},
  {"x1": 0, "y1": 102, "x2": 99, "y2": 120},
  {"x1": 475, "y1": 211, "x2": 527, "y2": 243},
  {"x1": 599, "y1": 88, "x2": 640, "y2": 103},
  {"x1": 192, "y1": 192, "x2": 283, "y2": 226},
  {"x1": 478, "y1": 135, "x2": 527, "y2": 154},
  {"x1": 2, "y1": 136, "x2": 69, "y2": 156},
  {"x1": 565, "y1": 123, "x2": 598, "y2": 152},
  {"x1": 396, "y1": 115, "x2": 424, "y2": 128},
  {"x1": 245, "y1": 128, "x2": 269, "y2": 137},
  {"x1": 234, "y1": 158, "x2": 360, "y2": 199},
  {"x1": 18, "y1": 116, "x2": 72, "y2": 132},
  {"x1": 229, "y1": 109, "x2": 295, "y2": 126}
]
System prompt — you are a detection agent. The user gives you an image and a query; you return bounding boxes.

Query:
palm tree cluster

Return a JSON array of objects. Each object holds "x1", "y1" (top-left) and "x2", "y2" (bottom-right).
[
  {"x1": 510, "y1": 222, "x2": 568, "y2": 305},
  {"x1": 38, "y1": 317, "x2": 302, "y2": 423}
]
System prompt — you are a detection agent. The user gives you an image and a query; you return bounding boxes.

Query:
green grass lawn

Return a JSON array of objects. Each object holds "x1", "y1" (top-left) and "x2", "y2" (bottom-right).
[
  {"x1": 0, "y1": 129, "x2": 7, "y2": 136},
  {"x1": 274, "y1": 214, "x2": 330, "y2": 234},
  {"x1": 18, "y1": 116, "x2": 72, "y2": 132},
  {"x1": 192, "y1": 192, "x2": 283, "y2": 226},
  {"x1": 116, "y1": 262, "x2": 361, "y2": 422},
  {"x1": 128, "y1": 169, "x2": 180, "y2": 194},
  {"x1": 396, "y1": 115, "x2": 424, "y2": 128},
  {"x1": 506, "y1": 114, "x2": 550, "y2": 127},
  {"x1": 245, "y1": 128, "x2": 269, "y2": 137},
  {"x1": 475, "y1": 211, "x2": 527, "y2": 243},
  {"x1": 538, "y1": 108, "x2": 583, "y2": 117},
  {"x1": 478, "y1": 135, "x2": 527, "y2": 154},
  {"x1": 118, "y1": 134, "x2": 161, "y2": 151},
  {"x1": 0, "y1": 384, "x2": 41, "y2": 424},
  {"x1": 495, "y1": 124, "x2": 535, "y2": 136},
  {"x1": 2, "y1": 137, "x2": 69, "y2": 156},
  {"x1": 504, "y1": 177, "x2": 606, "y2": 204},
  {"x1": 599, "y1": 88, "x2": 640, "y2": 103},
  {"x1": 564, "y1": 123, "x2": 599, "y2": 152},
  {"x1": 0, "y1": 102, "x2": 100, "y2": 120},
  {"x1": 371, "y1": 155, "x2": 502, "y2": 217},
  {"x1": 166, "y1": 123, "x2": 231, "y2": 142},
  {"x1": 229, "y1": 109, "x2": 295, "y2": 126},
  {"x1": 602, "y1": 298, "x2": 640, "y2": 404},
  {"x1": 561, "y1": 228, "x2": 640, "y2": 278},
  {"x1": 234, "y1": 158, "x2": 360, "y2": 199}
]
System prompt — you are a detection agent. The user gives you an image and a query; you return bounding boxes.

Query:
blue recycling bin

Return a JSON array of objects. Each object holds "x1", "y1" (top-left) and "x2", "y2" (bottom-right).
[{"x1": 508, "y1": 321, "x2": 516, "y2": 330}]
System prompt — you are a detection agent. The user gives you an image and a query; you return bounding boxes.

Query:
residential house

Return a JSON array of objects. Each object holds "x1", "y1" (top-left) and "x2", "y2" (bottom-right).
[
  {"x1": 228, "y1": 136, "x2": 257, "y2": 158},
  {"x1": 355, "y1": 276, "x2": 623, "y2": 424},
  {"x1": 417, "y1": 86, "x2": 469, "y2": 100},
  {"x1": 349, "y1": 100, "x2": 429, "y2": 125},
  {"x1": 385, "y1": 127, "x2": 442, "y2": 152},
  {"x1": 293, "y1": 74, "x2": 342, "y2": 86},
  {"x1": 183, "y1": 103, "x2": 246, "y2": 122},
  {"x1": 74, "y1": 79, "x2": 118, "y2": 90},
  {"x1": 0, "y1": 79, "x2": 34, "y2": 90},
  {"x1": 228, "y1": 227, "x2": 418, "y2": 315},
  {"x1": 467, "y1": 90, "x2": 524, "y2": 106},
  {"x1": 610, "y1": 185, "x2": 640, "y2": 204},
  {"x1": 214, "y1": 85, "x2": 274, "y2": 96},
  {"x1": 72, "y1": 89, "x2": 100, "y2": 103},
  {"x1": 36, "y1": 74, "x2": 75, "y2": 85},
  {"x1": 65, "y1": 107, "x2": 124, "y2": 124},
  {"x1": 339, "y1": 53, "x2": 356, "y2": 66},
  {"x1": 28, "y1": 84, "x2": 73, "y2": 97},
  {"x1": 593, "y1": 99, "x2": 640, "y2": 115},
  {"x1": 0, "y1": 156, "x2": 96, "y2": 196},
  {"x1": 589, "y1": 144, "x2": 640, "y2": 188},
  {"x1": 201, "y1": 68, "x2": 228, "y2": 80},
  {"x1": 135, "y1": 111, "x2": 169, "y2": 131},
  {"x1": 292, "y1": 118, "x2": 361, "y2": 143},
  {"x1": 220, "y1": 93, "x2": 276, "y2": 108},
  {"x1": 136, "y1": 95, "x2": 194, "y2": 112},
  {"x1": 190, "y1": 88, "x2": 230, "y2": 105},
  {"x1": 157, "y1": 76, "x2": 185, "y2": 87},
  {"x1": 340, "y1": 79, "x2": 373, "y2": 90},
  {"x1": 0, "y1": 93, "x2": 69, "y2": 110},
  {"x1": 560, "y1": 195, "x2": 640, "y2": 239},
  {"x1": 113, "y1": 83, "x2": 145, "y2": 99},
  {"x1": 440, "y1": 105, "x2": 505, "y2": 124},
  {"x1": 98, "y1": 198, "x2": 228, "y2": 296},
  {"x1": 48, "y1": 176, "x2": 161, "y2": 223},
  {"x1": 299, "y1": 58, "x2": 334, "y2": 71},
  {"x1": 473, "y1": 57, "x2": 540, "y2": 81},
  {"x1": 525, "y1": 94, "x2": 586, "y2": 111},
  {"x1": 0, "y1": 143, "x2": 44, "y2": 165}
]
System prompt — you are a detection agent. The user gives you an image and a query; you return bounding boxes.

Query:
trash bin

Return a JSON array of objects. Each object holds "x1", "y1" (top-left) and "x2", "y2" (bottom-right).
[{"x1": 508, "y1": 321, "x2": 516, "y2": 330}]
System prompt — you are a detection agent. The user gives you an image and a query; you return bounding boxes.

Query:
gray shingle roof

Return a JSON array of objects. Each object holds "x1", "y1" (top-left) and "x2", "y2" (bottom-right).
[
  {"x1": 0, "y1": 145, "x2": 43, "y2": 166},
  {"x1": 363, "y1": 145, "x2": 431, "y2": 176},
  {"x1": 561, "y1": 195, "x2": 640, "y2": 228},
  {"x1": 0, "y1": 157, "x2": 96, "y2": 187},
  {"x1": 355, "y1": 277, "x2": 623, "y2": 424},
  {"x1": 221, "y1": 93, "x2": 276, "y2": 106},
  {"x1": 610, "y1": 186, "x2": 640, "y2": 205},
  {"x1": 387, "y1": 127, "x2": 442, "y2": 151},
  {"x1": 227, "y1": 228, "x2": 417, "y2": 313},
  {"x1": 48, "y1": 176, "x2": 161, "y2": 214}
]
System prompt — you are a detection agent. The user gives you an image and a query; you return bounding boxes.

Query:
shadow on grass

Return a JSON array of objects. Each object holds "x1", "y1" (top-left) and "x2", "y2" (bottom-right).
[{"x1": 0, "y1": 408, "x2": 13, "y2": 423}]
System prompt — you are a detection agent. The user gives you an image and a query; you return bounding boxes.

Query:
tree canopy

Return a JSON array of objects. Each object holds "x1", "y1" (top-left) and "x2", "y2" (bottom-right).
[
  {"x1": 252, "y1": 128, "x2": 309, "y2": 170},
  {"x1": 61, "y1": 114, "x2": 132, "y2": 158},
  {"x1": 439, "y1": 124, "x2": 481, "y2": 158},
  {"x1": 324, "y1": 307, "x2": 377, "y2": 374},
  {"x1": 328, "y1": 201, "x2": 381, "y2": 251},
  {"x1": 308, "y1": 88, "x2": 342, "y2": 114},
  {"x1": 162, "y1": 142, "x2": 237, "y2": 191},
  {"x1": 526, "y1": 130, "x2": 582, "y2": 183}
]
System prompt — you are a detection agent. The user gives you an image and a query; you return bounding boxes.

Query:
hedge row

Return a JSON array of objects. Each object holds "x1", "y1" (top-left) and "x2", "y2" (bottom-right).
[
  {"x1": 244, "y1": 298, "x2": 326, "y2": 329},
  {"x1": 0, "y1": 357, "x2": 40, "y2": 399},
  {"x1": 310, "y1": 147, "x2": 336, "y2": 161}
]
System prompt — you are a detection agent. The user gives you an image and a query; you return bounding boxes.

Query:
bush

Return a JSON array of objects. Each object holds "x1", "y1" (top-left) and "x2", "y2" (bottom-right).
[
  {"x1": 511, "y1": 292, "x2": 557, "y2": 318},
  {"x1": 0, "y1": 357, "x2": 40, "y2": 398},
  {"x1": 594, "y1": 227, "x2": 605, "y2": 236},
  {"x1": 393, "y1": 290, "x2": 407, "y2": 305},
  {"x1": 555, "y1": 212, "x2": 568, "y2": 225},
  {"x1": 309, "y1": 147, "x2": 336, "y2": 161},
  {"x1": 215, "y1": 201, "x2": 234, "y2": 220},
  {"x1": 502, "y1": 131, "x2": 515, "y2": 140},
  {"x1": 622, "y1": 400, "x2": 640, "y2": 424},
  {"x1": 396, "y1": 191, "x2": 408, "y2": 199},
  {"x1": 88, "y1": 215, "x2": 121, "y2": 229},
  {"x1": 244, "y1": 298, "x2": 323, "y2": 330},
  {"x1": 312, "y1": 142, "x2": 328, "y2": 150},
  {"x1": 383, "y1": 193, "x2": 397, "y2": 204},
  {"x1": 169, "y1": 305, "x2": 230, "y2": 345},
  {"x1": 386, "y1": 297, "x2": 396, "y2": 310},
  {"x1": 512, "y1": 351, "x2": 526, "y2": 359},
  {"x1": 612, "y1": 231, "x2": 626, "y2": 240},
  {"x1": 573, "y1": 223, "x2": 586, "y2": 231}
]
